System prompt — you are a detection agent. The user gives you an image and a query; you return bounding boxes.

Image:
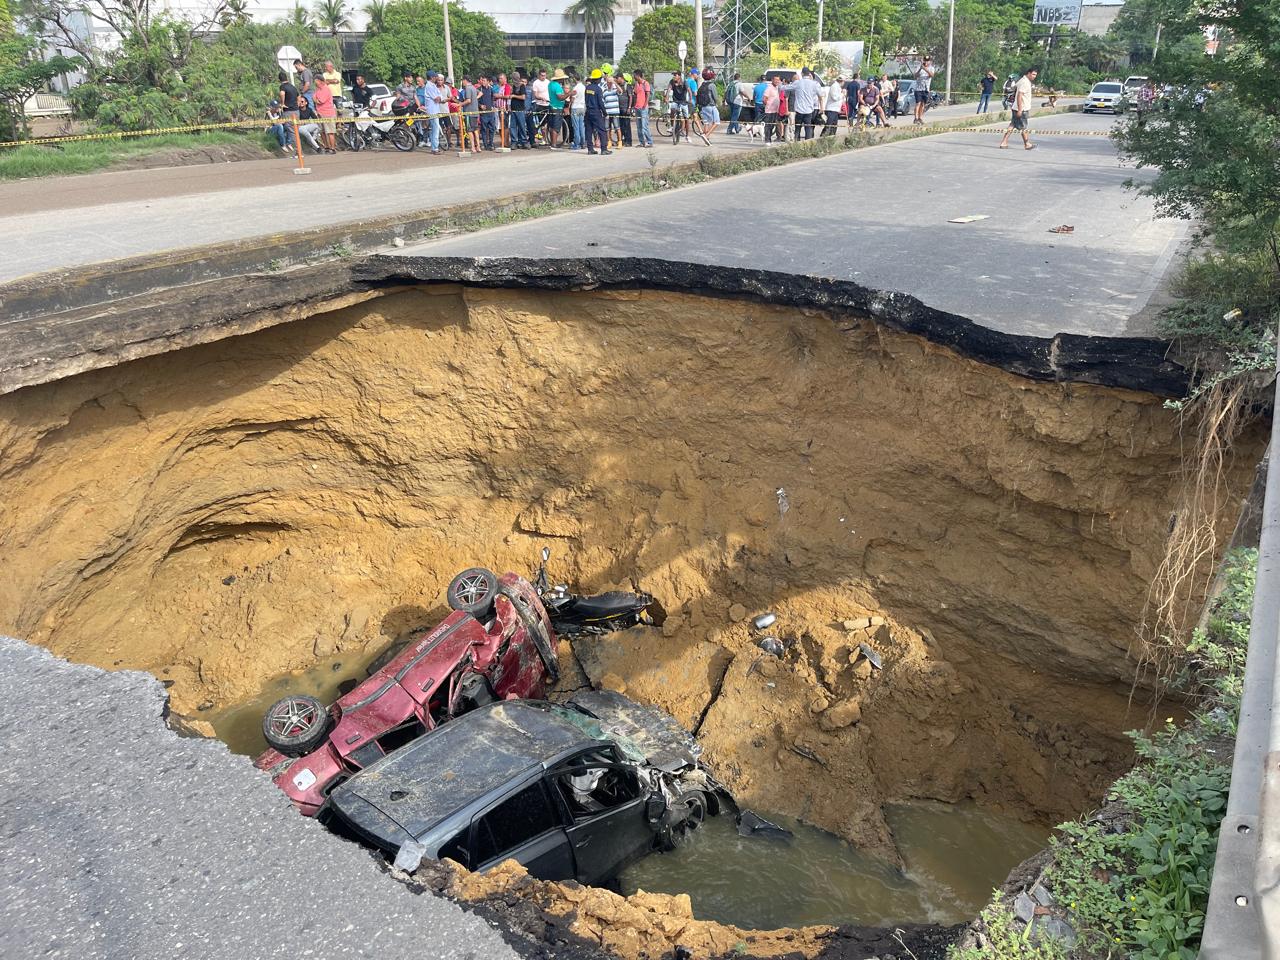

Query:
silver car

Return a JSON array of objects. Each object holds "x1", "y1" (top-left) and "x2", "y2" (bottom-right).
[{"x1": 1083, "y1": 81, "x2": 1128, "y2": 114}]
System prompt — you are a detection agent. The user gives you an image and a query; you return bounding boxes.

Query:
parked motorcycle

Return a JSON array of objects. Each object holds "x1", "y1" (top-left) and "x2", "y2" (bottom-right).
[
  {"x1": 533, "y1": 547, "x2": 655, "y2": 637},
  {"x1": 341, "y1": 106, "x2": 416, "y2": 152}
]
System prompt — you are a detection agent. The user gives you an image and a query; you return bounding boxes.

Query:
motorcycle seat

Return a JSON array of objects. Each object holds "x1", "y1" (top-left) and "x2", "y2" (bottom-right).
[{"x1": 570, "y1": 591, "x2": 648, "y2": 620}]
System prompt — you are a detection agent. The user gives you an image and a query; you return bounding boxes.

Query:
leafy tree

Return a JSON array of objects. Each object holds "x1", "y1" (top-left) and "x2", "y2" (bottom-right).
[
  {"x1": 618, "y1": 5, "x2": 707, "y2": 73},
  {"x1": 21, "y1": 0, "x2": 225, "y2": 80},
  {"x1": 1105, "y1": 0, "x2": 1196, "y2": 66},
  {"x1": 313, "y1": 0, "x2": 351, "y2": 36},
  {"x1": 564, "y1": 0, "x2": 613, "y2": 62},
  {"x1": 0, "y1": 34, "x2": 80, "y2": 137},
  {"x1": 361, "y1": 0, "x2": 387, "y2": 35},
  {"x1": 360, "y1": 0, "x2": 509, "y2": 82}
]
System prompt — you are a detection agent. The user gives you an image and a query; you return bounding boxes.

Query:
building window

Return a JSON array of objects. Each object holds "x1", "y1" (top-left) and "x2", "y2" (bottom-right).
[{"x1": 505, "y1": 33, "x2": 613, "y2": 64}]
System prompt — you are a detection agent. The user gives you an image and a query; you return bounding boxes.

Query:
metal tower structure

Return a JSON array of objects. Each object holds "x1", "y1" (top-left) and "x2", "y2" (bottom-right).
[{"x1": 709, "y1": 0, "x2": 770, "y2": 80}]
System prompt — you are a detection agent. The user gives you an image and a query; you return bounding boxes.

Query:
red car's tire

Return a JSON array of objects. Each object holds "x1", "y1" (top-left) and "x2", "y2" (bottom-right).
[
  {"x1": 262, "y1": 694, "x2": 332, "y2": 757},
  {"x1": 447, "y1": 567, "x2": 499, "y2": 619}
]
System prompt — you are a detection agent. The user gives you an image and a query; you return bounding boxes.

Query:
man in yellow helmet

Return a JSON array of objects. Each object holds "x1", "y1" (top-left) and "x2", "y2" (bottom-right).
[{"x1": 584, "y1": 68, "x2": 611, "y2": 154}]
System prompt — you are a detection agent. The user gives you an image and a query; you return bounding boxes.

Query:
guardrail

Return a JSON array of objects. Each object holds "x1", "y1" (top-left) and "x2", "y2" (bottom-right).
[{"x1": 1202, "y1": 365, "x2": 1280, "y2": 958}]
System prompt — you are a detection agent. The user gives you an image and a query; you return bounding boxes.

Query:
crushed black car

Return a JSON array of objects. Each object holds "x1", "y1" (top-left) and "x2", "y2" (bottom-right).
[{"x1": 326, "y1": 690, "x2": 729, "y2": 886}]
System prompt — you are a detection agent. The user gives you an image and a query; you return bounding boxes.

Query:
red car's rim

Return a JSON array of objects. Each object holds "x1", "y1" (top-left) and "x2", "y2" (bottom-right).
[
  {"x1": 455, "y1": 573, "x2": 492, "y2": 605},
  {"x1": 267, "y1": 697, "x2": 321, "y2": 738}
]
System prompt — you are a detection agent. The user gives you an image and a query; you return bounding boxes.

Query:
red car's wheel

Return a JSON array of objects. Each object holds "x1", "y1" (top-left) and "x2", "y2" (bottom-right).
[
  {"x1": 447, "y1": 567, "x2": 499, "y2": 619},
  {"x1": 262, "y1": 694, "x2": 332, "y2": 757}
]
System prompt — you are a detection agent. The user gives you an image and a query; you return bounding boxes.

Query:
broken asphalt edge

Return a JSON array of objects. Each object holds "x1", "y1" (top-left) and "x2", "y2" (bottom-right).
[{"x1": 0, "y1": 256, "x2": 1185, "y2": 400}]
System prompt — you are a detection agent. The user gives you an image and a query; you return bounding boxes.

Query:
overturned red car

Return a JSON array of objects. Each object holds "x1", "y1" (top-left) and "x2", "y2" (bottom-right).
[{"x1": 254, "y1": 567, "x2": 559, "y2": 816}]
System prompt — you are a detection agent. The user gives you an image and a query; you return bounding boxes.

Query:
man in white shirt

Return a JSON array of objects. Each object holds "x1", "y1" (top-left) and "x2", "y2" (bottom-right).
[
  {"x1": 913, "y1": 57, "x2": 935, "y2": 124},
  {"x1": 782, "y1": 67, "x2": 823, "y2": 139},
  {"x1": 999, "y1": 67, "x2": 1038, "y2": 150}
]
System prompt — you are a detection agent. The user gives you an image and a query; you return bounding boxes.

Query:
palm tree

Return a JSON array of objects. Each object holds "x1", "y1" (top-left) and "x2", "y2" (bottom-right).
[
  {"x1": 219, "y1": 0, "x2": 251, "y2": 28},
  {"x1": 287, "y1": 2, "x2": 313, "y2": 29},
  {"x1": 313, "y1": 0, "x2": 352, "y2": 35},
  {"x1": 361, "y1": 0, "x2": 386, "y2": 35},
  {"x1": 564, "y1": 0, "x2": 615, "y2": 62}
]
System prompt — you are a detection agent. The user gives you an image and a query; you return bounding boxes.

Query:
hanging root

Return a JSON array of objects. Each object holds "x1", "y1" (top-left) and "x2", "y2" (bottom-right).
[{"x1": 1135, "y1": 379, "x2": 1253, "y2": 699}]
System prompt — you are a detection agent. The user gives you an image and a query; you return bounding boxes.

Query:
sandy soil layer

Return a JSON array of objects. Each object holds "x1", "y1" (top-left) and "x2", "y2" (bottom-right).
[{"x1": 0, "y1": 284, "x2": 1262, "y2": 864}]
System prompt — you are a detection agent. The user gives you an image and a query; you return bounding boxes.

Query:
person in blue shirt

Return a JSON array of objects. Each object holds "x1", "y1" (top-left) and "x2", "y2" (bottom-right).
[
  {"x1": 752, "y1": 75, "x2": 768, "y2": 126},
  {"x1": 414, "y1": 75, "x2": 429, "y2": 146},
  {"x1": 584, "y1": 69, "x2": 611, "y2": 155}
]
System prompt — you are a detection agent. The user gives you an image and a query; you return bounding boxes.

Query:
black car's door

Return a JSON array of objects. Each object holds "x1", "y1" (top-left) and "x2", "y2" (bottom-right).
[
  {"x1": 550, "y1": 751, "x2": 655, "y2": 885},
  {"x1": 445, "y1": 778, "x2": 575, "y2": 881}
]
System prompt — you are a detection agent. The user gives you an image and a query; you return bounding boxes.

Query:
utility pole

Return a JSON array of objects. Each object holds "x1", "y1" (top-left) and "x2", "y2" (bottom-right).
[
  {"x1": 694, "y1": 0, "x2": 704, "y2": 69},
  {"x1": 817, "y1": 0, "x2": 824, "y2": 43},
  {"x1": 944, "y1": 0, "x2": 954, "y2": 103},
  {"x1": 1153, "y1": 21, "x2": 1162, "y2": 61},
  {"x1": 442, "y1": 0, "x2": 454, "y2": 82},
  {"x1": 868, "y1": 7, "x2": 875, "y2": 74}
]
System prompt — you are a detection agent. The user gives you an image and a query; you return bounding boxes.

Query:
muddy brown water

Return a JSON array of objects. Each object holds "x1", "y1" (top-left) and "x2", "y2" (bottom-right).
[
  {"x1": 209, "y1": 653, "x2": 1048, "y2": 930},
  {"x1": 620, "y1": 804, "x2": 1046, "y2": 929}
]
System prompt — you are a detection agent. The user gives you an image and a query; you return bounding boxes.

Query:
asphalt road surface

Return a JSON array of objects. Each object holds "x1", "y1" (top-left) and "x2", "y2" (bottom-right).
[
  {"x1": 393, "y1": 112, "x2": 1179, "y2": 338},
  {"x1": 0, "y1": 100, "x2": 1052, "y2": 287},
  {"x1": 0, "y1": 636, "x2": 521, "y2": 960}
]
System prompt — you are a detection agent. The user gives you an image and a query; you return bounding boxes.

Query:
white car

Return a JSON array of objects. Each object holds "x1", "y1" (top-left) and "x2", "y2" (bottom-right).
[{"x1": 1083, "y1": 81, "x2": 1127, "y2": 114}]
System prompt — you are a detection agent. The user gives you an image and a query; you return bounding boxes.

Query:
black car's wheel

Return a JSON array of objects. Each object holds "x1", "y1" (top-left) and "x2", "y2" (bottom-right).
[
  {"x1": 262, "y1": 694, "x2": 332, "y2": 757},
  {"x1": 447, "y1": 567, "x2": 499, "y2": 619},
  {"x1": 659, "y1": 790, "x2": 708, "y2": 851}
]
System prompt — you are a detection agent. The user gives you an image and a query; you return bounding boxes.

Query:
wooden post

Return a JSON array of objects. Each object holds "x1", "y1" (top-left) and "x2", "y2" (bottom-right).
[{"x1": 292, "y1": 118, "x2": 311, "y2": 175}]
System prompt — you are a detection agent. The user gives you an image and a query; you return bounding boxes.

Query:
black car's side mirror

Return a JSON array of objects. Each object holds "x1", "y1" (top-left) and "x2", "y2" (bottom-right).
[{"x1": 645, "y1": 792, "x2": 668, "y2": 823}]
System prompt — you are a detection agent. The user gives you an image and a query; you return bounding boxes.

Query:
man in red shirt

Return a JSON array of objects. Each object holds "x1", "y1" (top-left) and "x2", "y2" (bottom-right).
[
  {"x1": 631, "y1": 70, "x2": 653, "y2": 146},
  {"x1": 312, "y1": 74, "x2": 338, "y2": 154}
]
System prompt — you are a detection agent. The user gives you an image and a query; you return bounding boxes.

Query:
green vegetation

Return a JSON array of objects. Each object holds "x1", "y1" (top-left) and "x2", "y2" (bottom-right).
[
  {"x1": 1112, "y1": 0, "x2": 1280, "y2": 410},
  {"x1": 619, "y1": 6, "x2": 711, "y2": 75},
  {"x1": 360, "y1": 0, "x2": 509, "y2": 83},
  {"x1": 0, "y1": 32, "x2": 79, "y2": 140},
  {"x1": 950, "y1": 549, "x2": 1256, "y2": 960},
  {"x1": 0, "y1": 130, "x2": 267, "y2": 179}
]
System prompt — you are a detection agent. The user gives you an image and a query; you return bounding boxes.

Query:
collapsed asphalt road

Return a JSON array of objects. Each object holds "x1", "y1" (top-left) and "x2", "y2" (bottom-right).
[{"x1": 0, "y1": 636, "x2": 522, "y2": 960}]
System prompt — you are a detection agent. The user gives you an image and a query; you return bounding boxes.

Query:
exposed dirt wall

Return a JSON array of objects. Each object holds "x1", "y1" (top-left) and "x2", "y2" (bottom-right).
[{"x1": 0, "y1": 284, "x2": 1262, "y2": 863}]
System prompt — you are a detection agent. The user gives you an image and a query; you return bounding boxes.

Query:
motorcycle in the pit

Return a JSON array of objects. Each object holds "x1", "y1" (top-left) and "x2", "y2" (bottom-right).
[{"x1": 533, "y1": 547, "x2": 655, "y2": 637}]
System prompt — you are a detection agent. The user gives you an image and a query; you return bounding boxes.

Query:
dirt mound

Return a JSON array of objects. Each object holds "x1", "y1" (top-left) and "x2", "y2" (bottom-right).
[
  {"x1": 407, "y1": 856, "x2": 960, "y2": 960},
  {"x1": 110, "y1": 141, "x2": 271, "y2": 171},
  {"x1": 0, "y1": 284, "x2": 1263, "y2": 865}
]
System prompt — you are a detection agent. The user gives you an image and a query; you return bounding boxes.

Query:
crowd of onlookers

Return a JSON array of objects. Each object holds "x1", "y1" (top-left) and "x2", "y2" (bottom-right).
[{"x1": 264, "y1": 55, "x2": 964, "y2": 159}]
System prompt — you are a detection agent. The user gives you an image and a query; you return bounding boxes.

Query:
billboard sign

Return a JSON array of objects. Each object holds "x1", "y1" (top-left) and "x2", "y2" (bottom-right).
[
  {"x1": 769, "y1": 40, "x2": 864, "y2": 74},
  {"x1": 1032, "y1": 0, "x2": 1081, "y2": 26}
]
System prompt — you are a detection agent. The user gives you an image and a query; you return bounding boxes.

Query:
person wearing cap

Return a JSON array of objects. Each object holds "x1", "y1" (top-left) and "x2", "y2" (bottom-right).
[
  {"x1": 266, "y1": 98, "x2": 291, "y2": 153},
  {"x1": 546, "y1": 68, "x2": 569, "y2": 148},
  {"x1": 584, "y1": 68, "x2": 610, "y2": 154},
  {"x1": 695, "y1": 67, "x2": 719, "y2": 137}
]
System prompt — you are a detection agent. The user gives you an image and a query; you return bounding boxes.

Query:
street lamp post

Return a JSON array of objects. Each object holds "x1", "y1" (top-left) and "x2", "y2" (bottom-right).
[
  {"x1": 944, "y1": 0, "x2": 954, "y2": 103},
  {"x1": 442, "y1": 0, "x2": 455, "y2": 82},
  {"x1": 817, "y1": 0, "x2": 824, "y2": 43}
]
